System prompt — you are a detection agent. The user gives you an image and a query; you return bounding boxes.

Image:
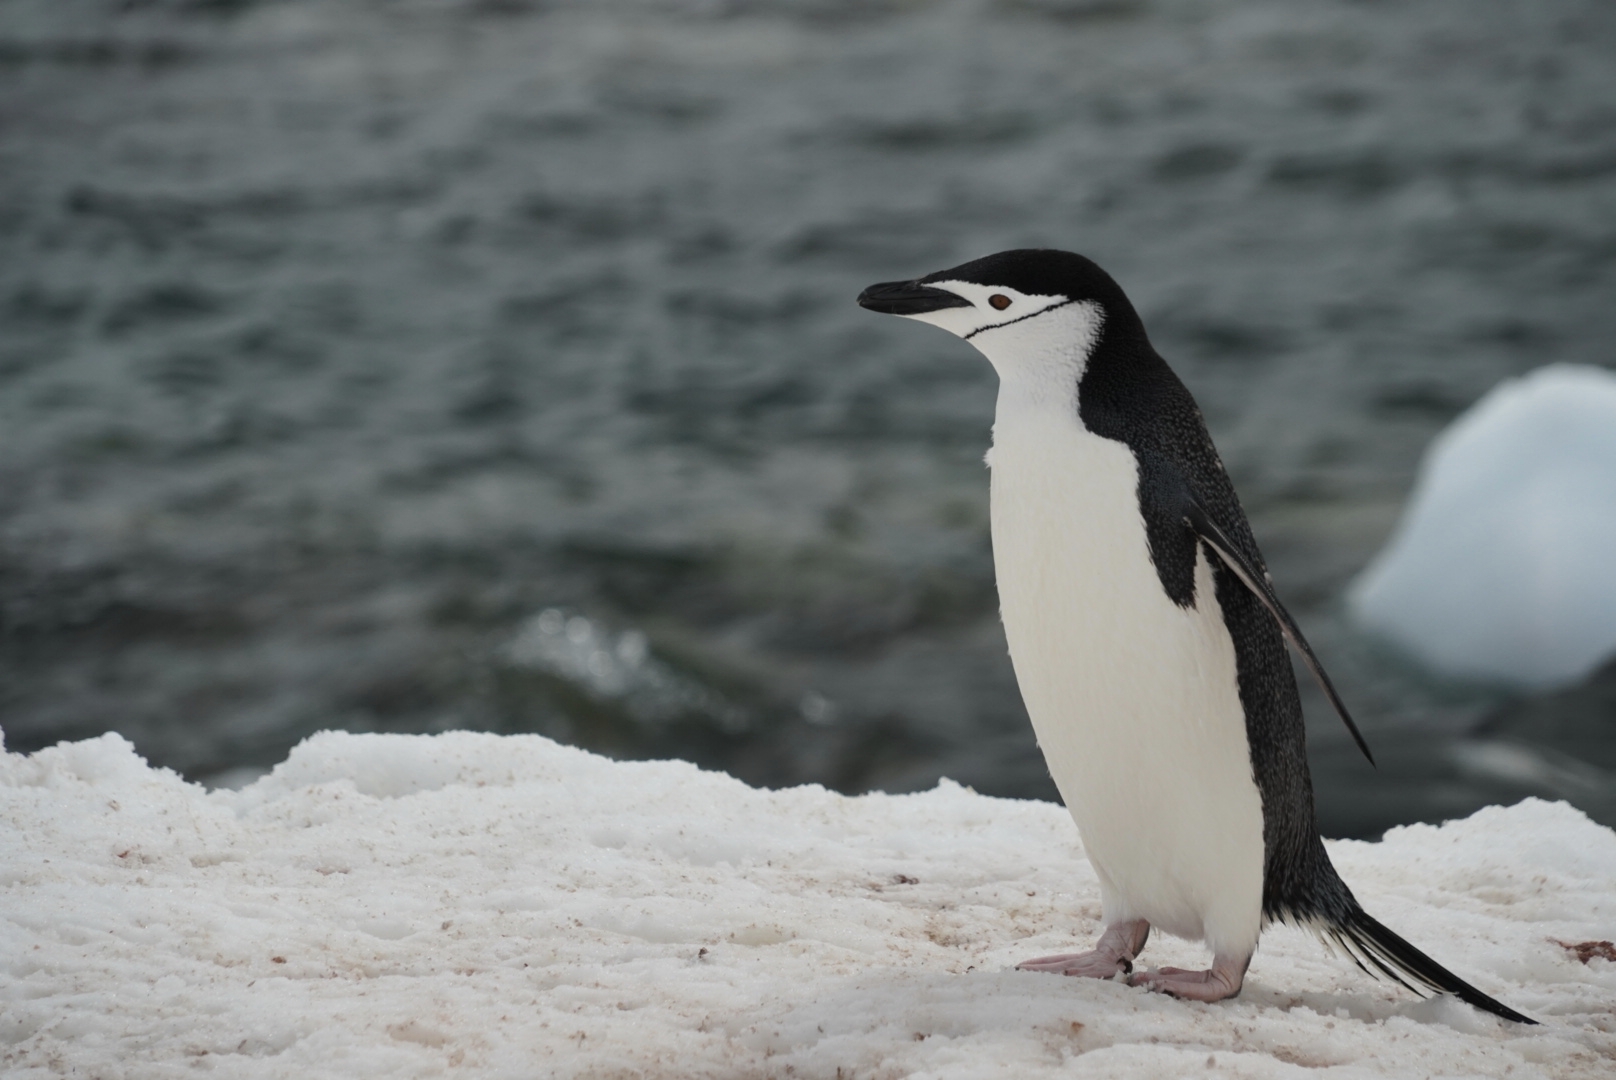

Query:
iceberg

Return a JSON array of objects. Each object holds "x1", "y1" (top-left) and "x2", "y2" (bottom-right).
[{"x1": 1351, "y1": 365, "x2": 1616, "y2": 688}]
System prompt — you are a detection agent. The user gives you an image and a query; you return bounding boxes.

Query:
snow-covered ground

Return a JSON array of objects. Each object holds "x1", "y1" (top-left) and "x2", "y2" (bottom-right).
[
  {"x1": 1351, "y1": 365, "x2": 1616, "y2": 689},
  {"x1": 3, "y1": 730, "x2": 1613, "y2": 1079}
]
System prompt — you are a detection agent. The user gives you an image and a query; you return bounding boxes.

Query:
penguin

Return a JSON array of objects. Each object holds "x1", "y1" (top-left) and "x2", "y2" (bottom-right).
[{"x1": 857, "y1": 249, "x2": 1534, "y2": 1023}]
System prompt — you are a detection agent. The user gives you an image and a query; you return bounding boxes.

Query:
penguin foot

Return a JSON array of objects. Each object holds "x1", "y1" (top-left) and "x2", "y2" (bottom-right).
[
  {"x1": 1017, "y1": 919, "x2": 1149, "y2": 978},
  {"x1": 1129, "y1": 952, "x2": 1250, "y2": 1003}
]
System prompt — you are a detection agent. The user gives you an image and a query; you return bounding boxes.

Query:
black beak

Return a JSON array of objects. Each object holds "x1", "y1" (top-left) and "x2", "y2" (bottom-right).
[{"x1": 856, "y1": 280, "x2": 972, "y2": 316}]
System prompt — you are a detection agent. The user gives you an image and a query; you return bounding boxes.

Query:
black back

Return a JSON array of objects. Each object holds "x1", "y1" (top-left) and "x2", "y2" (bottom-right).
[{"x1": 928, "y1": 249, "x2": 1353, "y2": 924}]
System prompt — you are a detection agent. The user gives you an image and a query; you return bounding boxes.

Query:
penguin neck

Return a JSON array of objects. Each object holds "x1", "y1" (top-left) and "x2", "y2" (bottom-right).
[{"x1": 980, "y1": 301, "x2": 1105, "y2": 436}]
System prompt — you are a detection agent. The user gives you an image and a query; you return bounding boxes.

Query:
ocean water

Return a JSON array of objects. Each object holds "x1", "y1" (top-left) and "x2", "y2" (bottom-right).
[{"x1": 2, "y1": 0, "x2": 1613, "y2": 836}]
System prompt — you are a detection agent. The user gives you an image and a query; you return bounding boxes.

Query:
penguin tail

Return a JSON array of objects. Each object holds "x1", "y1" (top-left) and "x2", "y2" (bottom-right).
[{"x1": 1320, "y1": 907, "x2": 1537, "y2": 1024}]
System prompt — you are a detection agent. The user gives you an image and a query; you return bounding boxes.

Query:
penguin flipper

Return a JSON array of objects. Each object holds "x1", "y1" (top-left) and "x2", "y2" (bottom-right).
[
  {"x1": 1326, "y1": 908, "x2": 1538, "y2": 1024},
  {"x1": 1176, "y1": 490, "x2": 1376, "y2": 766}
]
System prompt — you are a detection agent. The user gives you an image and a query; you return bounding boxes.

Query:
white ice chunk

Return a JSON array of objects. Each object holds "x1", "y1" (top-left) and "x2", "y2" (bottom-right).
[{"x1": 1350, "y1": 364, "x2": 1616, "y2": 688}]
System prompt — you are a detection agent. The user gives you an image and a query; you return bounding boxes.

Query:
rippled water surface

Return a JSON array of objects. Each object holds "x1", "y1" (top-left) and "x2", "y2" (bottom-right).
[{"x1": 3, "y1": 0, "x2": 1614, "y2": 835}]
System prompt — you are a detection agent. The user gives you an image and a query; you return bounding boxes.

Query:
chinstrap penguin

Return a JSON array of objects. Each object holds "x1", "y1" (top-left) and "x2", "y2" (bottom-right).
[{"x1": 857, "y1": 249, "x2": 1534, "y2": 1024}]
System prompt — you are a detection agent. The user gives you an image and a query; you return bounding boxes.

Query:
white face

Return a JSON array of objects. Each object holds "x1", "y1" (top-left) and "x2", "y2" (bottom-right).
[
  {"x1": 898, "y1": 280, "x2": 1105, "y2": 389},
  {"x1": 897, "y1": 279, "x2": 1073, "y2": 340}
]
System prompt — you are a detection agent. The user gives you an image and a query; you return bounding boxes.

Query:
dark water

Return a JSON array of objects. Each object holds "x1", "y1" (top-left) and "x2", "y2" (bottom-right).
[{"x1": 3, "y1": 0, "x2": 1614, "y2": 836}]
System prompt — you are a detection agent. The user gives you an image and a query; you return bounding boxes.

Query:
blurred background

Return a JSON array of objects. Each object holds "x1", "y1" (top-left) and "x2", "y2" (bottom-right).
[{"x1": 2, "y1": 0, "x2": 1613, "y2": 838}]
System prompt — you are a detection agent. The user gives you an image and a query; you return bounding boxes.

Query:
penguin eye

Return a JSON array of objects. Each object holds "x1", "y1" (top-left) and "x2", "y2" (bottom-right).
[{"x1": 988, "y1": 294, "x2": 1012, "y2": 311}]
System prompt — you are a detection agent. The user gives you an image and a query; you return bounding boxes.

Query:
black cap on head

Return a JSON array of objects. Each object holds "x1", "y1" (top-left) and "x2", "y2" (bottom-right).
[
  {"x1": 857, "y1": 248, "x2": 1148, "y2": 346},
  {"x1": 918, "y1": 249, "x2": 1127, "y2": 306}
]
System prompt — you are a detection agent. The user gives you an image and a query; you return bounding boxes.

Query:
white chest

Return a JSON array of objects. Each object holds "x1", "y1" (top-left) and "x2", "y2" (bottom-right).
[{"x1": 986, "y1": 409, "x2": 1265, "y2": 954}]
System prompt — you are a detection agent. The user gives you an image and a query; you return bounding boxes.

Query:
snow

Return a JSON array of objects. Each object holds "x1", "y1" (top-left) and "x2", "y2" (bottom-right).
[
  {"x1": 3, "y1": 729, "x2": 1614, "y2": 1079},
  {"x1": 1350, "y1": 364, "x2": 1616, "y2": 688}
]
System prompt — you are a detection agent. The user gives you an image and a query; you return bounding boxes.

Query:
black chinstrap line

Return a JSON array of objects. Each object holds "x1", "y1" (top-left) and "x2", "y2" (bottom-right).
[{"x1": 963, "y1": 296, "x2": 1083, "y2": 339}]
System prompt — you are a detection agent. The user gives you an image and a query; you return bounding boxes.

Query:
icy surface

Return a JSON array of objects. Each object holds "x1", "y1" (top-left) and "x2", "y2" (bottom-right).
[
  {"x1": 1351, "y1": 365, "x2": 1616, "y2": 689},
  {"x1": 2, "y1": 730, "x2": 1614, "y2": 1078}
]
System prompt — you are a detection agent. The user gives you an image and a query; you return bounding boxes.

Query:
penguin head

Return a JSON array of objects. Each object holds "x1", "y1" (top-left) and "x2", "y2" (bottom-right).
[{"x1": 857, "y1": 249, "x2": 1136, "y2": 373}]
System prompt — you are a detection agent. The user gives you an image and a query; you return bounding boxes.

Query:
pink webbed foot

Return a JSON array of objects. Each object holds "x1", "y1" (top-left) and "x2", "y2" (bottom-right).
[
  {"x1": 1129, "y1": 952, "x2": 1250, "y2": 1003},
  {"x1": 1018, "y1": 919, "x2": 1149, "y2": 979},
  {"x1": 1017, "y1": 950, "x2": 1134, "y2": 978}
]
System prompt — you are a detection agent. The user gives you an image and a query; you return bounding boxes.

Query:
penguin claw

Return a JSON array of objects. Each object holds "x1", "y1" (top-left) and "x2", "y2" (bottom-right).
[
  {"x1": 1016, "y1": 951, "x2": 1132, "y2": 978},
  {"x1": 1016, "y1": 919, "x2": 1150, "y2": 979}
]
